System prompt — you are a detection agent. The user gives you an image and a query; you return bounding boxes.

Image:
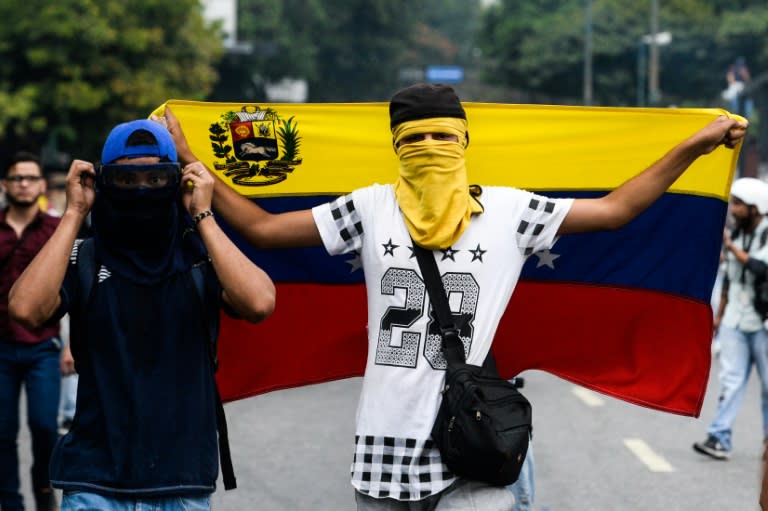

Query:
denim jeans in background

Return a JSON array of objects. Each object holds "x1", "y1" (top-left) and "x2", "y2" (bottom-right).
[
  {"x1": 707, "y1": 325, "x2": 768, "y2": 451},
  {"x1": 61, "y1": 492, "x2": 211, "y2": 511},
  {"x1": 0, "y1": 338, "x2": 61, "y2": 511},
  {"x1": 508, "y1": 441, "x2": 535, "y2": 511},
  {"x1": 59, "y1": 374, "x2": 78, "y2": 423}
]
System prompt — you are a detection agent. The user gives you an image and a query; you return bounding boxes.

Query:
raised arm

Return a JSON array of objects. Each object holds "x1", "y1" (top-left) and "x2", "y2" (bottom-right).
[
  {"x1": 9, "y1": 160, "x2": 96, "y2": 328},
  {"x1": 181, "y1": 161, "x2": 275, "y2": 323},
  {"x1": 559, "y1": 116, "x2": 748, "y2": 234},
  {"x1": 162, "y1": 106, "x2": 322, "y2": 249}
]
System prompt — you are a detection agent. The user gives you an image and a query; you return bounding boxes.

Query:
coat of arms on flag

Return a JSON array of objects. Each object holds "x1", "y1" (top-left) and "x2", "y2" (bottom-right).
[{"x1": 209, "y1": 106, "x2": 302, "y2": 187}]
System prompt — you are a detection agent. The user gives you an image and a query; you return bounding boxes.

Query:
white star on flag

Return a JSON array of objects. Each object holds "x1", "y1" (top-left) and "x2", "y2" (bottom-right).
[
  {"x1": 346, "y1": 253, "x2": 363, "y2": 273},
  {"x1": 535, "y1": 249, "x2": 560, "y2": 269}
]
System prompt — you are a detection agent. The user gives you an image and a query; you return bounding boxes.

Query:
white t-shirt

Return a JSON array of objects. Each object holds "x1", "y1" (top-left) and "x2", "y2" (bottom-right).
[
  {"x1": 312, "y1": 184, "x2": 573, "y2": 500},
  {"x1": 721, "y1": 217, "x2": 768, "y2": 332}
]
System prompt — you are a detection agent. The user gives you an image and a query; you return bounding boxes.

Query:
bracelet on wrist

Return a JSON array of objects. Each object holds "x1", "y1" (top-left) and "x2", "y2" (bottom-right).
[{"x1": 193, "y1": 209, "x2": 214, "y2": 226}]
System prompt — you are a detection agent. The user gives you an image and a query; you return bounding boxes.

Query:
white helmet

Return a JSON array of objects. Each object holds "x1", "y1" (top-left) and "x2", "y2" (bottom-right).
[{"x1": 730, "y1": 177, "x2": 768, "y2": 215}]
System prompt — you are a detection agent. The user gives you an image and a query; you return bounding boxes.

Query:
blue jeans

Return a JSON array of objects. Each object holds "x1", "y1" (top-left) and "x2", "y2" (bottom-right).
[
  {"x1": 707, "y1": 325, "x2": 768, "y2": 450},
  {"x1": 0, "y1": 338, "x2": 61, "y2": 511},
  {"x1": 508, "y1": 441, "x2": 535, "y2": 511},
  {"x1": 61, "y1": 492, "x2": 211, "y2": 511},
  {"x1": 59, "y1": 374, "x2": 78, "y2": 422}
]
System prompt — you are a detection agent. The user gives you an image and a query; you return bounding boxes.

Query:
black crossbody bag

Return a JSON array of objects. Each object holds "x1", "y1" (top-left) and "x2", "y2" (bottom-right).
[{"x1": 412, "y1": 242, "x2": 532, "y2": 486}]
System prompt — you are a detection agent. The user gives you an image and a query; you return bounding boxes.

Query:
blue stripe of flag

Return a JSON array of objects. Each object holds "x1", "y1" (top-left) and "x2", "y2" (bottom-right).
[{"x1": 217, "y1": 192, "x2": 726, "y2": 303}]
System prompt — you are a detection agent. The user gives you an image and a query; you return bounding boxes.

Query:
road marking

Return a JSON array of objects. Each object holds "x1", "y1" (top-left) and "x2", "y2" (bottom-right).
[
  {"x1": 623, "y1": 438, "x2": 675, "y2": 472},
  {"x1": 571, "y1": 386, "x2": 606, "y2": 407}
]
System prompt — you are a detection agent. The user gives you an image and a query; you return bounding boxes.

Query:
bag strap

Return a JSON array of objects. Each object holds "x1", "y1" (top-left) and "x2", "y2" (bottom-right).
[
  {"x1": 413, "y1": 241, "x2": 500, "y2": 372},
  {"x1": 188, "y1": 262, "x2": 236, "y2": 490},
  {"x1": 75, "y1": 238, "x2": 100, "y2": 319},
  {"x1": 412, "y1": 243, "x2": 466, "y2": 365},
  {"x1": 190, "y1": 265, "x2": 219, "y2": 372}
]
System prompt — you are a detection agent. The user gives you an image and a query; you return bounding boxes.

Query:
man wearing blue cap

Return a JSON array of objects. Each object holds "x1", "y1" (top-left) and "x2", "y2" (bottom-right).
[{"x1": 8, "y1": 119, "x2": 276, "y2": 511}]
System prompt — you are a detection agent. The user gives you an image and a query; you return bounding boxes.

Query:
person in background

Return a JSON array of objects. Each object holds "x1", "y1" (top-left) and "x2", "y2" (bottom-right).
[
  {"x1": 0, "y1": 152, "x2": 61, "y2": 511},
  {"x1": 694, "y1": 177, "x2": 768, "y2": 460},
  {"x1": 57, "y1": 315, "x2": 76, "y2": 435},
  {"x1": 9, "y1": 120, "x2": 276, "y2": 511},
  {"x1": 724, "y1": 56, "x2": 754, "y2": 119},
  {"x1": 43, "y1": 171, "x2": 68, "y2": 217}
]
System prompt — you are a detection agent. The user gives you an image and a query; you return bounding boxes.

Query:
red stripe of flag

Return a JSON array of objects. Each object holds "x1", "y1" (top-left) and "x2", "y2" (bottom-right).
[{"x1": 216, "y1": 281, "x2": 711, "y2": 417}]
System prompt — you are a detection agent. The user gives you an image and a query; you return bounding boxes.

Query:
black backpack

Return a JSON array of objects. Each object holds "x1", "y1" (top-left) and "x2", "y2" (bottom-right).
[
  {"x1": 412, "y1": 243, "x2": 531, "y2": 486},
  {"x1": 752, "y1": 229, "x2": 768, "y2": 318},
  {"x1": 74, "y1": 238, "x2": 237, "y2": 490}
]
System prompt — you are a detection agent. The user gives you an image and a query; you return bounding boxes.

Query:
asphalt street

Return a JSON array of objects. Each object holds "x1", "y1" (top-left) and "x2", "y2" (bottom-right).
[{"x1": 18, "y1": 349, "x2": 764, "y2": 510}]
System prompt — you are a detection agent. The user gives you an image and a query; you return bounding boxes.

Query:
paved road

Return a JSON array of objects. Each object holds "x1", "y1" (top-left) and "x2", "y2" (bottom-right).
[{"x1": 18, "y1": 350, "x2": 764, "y2": 510}]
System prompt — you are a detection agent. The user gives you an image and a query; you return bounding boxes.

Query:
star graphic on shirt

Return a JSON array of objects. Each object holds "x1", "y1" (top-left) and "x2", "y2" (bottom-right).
[
  {"x1": 441, "y1": 247, "x2": 459, "y2": 261},
  {"x1": 382, "y1": 239, "x2": 399, "y2": 256},
  {"x1": 534, "y1": 249, "x2": 560, "y2": 269},
  {"x1": 469, "y1": 244, "x2": 487, "y2": 262},
  {"x1": 408, "y1": 245, "x2": 416, "y2": 259},
  {"x1": 345, "y1": 251, "x2": 363, "y2": 273}
]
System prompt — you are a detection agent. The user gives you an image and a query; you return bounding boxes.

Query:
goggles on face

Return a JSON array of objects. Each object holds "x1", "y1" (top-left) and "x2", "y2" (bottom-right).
[{"x1": 97, "y1": 163, "x2": 181, "y2": 190}]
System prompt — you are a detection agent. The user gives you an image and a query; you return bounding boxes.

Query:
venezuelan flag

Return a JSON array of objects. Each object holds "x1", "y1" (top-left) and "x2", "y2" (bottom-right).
[{"x1": 152, "y1": 100, "x2": 742, "y2": 417}]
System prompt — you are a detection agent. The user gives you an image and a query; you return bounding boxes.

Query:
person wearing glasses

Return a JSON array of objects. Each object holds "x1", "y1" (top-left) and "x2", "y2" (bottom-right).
[
  {"x1": 0, "y1": 152, "x2": 61, "y2": 511},
  {"x1": 8, "y1": 120, "x2": 276, "y2": 511}
]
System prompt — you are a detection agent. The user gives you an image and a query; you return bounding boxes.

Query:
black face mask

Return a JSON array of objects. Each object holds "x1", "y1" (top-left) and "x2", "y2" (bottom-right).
[
  {"x1": 93, "y1": 185, "x2": 179, "y2": 253},
  {"x1": 91, "y1": 163, "x2": 191, "y2": 285}
]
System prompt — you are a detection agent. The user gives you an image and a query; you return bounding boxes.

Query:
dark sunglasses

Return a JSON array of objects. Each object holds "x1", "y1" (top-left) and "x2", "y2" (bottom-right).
[{"x1": 4, "y1": 175, "x2": 44, "y2": 183}]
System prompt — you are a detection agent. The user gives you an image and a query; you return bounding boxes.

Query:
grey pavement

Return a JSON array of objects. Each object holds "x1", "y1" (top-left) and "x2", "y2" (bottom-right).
[{"x1": 18, "y1": 349, "x2": 765, "y2": 510}]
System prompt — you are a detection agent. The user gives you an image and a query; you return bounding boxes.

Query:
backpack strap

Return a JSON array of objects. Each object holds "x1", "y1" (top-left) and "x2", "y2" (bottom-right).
[
  {"x1": 412, "y1": 242, "x2": 495, "y2": 371},
  {"x1": 75, "y1": 238, "x2": 99, "y2": 319},
  {"x1": 189, "y1": 262, "x2": 236, "y2": 491},
  {"x1": 412, "y1": 243, "x2": 466, "y2": 366},
  {"x1": 190, "y1": 265, "x2": 219, "y2": 371}
]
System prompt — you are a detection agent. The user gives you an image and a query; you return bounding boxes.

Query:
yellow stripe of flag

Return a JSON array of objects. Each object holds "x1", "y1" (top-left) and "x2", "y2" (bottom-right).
[{"x1": 152, "y1": 100, "x2": 742, "y2": 201}]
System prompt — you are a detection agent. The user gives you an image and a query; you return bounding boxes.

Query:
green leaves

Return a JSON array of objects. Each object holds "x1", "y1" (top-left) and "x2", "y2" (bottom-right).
[
  {"x1": 478, "y1": 0, "x2": 768, "y2": 107},
  {"x1": 277, "y1": 116, "x2": 301, "y2": 162},
  {"x1": 0, "y1": 0, "x2": 222, "y2": 158}
]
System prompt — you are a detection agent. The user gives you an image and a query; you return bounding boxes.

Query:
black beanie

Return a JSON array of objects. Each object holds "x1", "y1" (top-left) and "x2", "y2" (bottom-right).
[{"x1": 389, "y1": 83, "x2": 466, "y2": 129}]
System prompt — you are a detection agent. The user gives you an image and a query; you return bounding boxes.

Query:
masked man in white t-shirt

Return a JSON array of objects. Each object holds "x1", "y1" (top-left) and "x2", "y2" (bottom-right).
[{"x1": 163, "y1": 84, "x2": 746, "y2": 510}]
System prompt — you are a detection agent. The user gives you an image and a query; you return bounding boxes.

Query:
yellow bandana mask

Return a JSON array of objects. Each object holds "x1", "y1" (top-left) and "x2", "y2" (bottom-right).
[{"x1": 393, "y1": 117, "x2": 483, "y2": 249}]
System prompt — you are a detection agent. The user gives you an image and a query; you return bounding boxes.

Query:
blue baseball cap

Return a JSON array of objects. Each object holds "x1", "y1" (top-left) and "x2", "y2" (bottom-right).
[{"x1": 101, "y1": 119, "x2": 177, "y2": 164}]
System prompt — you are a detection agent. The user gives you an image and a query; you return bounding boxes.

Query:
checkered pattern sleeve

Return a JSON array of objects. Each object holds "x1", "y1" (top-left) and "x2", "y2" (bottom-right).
[
  {"x1": 312, "y1": 192, "x2": 364, "y2": 256},
  {"x1": 515, "y1": 192, "x2": 573, "y2": 257}
]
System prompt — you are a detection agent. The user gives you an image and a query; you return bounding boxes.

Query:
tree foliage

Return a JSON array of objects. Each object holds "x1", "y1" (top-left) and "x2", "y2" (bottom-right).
[
  {"x1": 0, "y1": 0, "x2": 222, "y2": 160},
  {"x1": 478, "y1": 0, "x2": 767, "y2": 107},
  {"x1": 233, "y1": 0, "x2": 422, "y2": 101},
  {"x1": 227, "y1": 0, "x2": 481, "y2": 102}
]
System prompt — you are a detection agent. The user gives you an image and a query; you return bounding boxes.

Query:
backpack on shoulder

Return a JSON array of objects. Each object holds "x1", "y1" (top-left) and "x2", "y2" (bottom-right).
[
  {"x1": 412, "y1": 243, "x2": 531, "y2": 486},
  {"x1": 752, "y1": 229, "x2": 768, "y2": 320}
]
